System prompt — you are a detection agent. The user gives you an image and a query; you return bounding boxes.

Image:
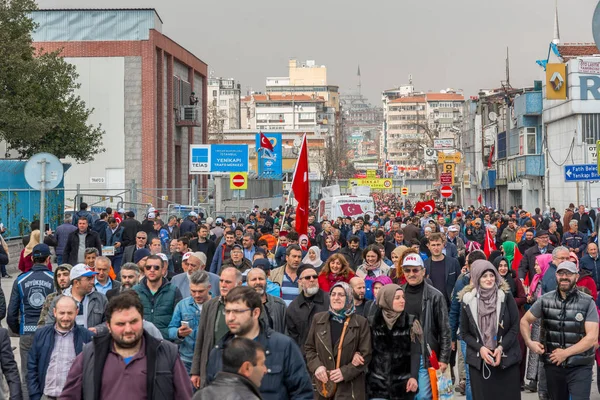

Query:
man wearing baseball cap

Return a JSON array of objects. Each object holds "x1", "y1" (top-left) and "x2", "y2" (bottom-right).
[
  {"x1": 180, "y1": 211, "x2": 199, "y2": 236},
  {"x1": 45, "y1": 264, "x2": 109, "y2": 336},
  {"x1": 521, "y1": 260, "x2": 599, "y2": 399},
  {"x1": 7, "y1": 243, "x2": 55, "y2": 398}
]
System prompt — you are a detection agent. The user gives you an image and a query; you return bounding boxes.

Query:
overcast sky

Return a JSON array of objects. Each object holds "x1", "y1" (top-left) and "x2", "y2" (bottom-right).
[{"x1": 38, "y1": 0, "x2": 599, "y2": 104}]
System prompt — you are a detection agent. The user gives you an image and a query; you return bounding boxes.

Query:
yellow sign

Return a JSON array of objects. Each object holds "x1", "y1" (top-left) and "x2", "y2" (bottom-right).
[
  {"x1": 437, "y1": 153, "x2": 461, "y2": 164},
  {"x1": 229, "y1": 172, "x2": 248, "y2": 190},
  {"x1": 401, "y1": 187, "x2": 409, "y2": 196},
  {"x1": 366, "y1": 170, "x2": 377, "y2": 178},
  {"x1": 348, "y1": 178, "x2": 393, "y2": 190},
  {"x1": 546, "y1": 63, "x2": 567, "y2": 100},
  {"x1": 443, "y1": 163, "x2": 455, "y2": 185}
]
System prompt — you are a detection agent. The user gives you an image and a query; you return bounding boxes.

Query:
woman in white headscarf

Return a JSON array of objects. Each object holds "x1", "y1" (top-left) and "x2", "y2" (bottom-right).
[
  {"x1": 459, "y1": 260, "x2": 522, "y2": 399},
  {"x1": 302, "y1": 246, "x2": 323, "y2": 272}
]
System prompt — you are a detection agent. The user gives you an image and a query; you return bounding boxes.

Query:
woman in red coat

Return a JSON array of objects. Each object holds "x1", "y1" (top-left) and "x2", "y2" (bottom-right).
[
  {"x1": 18, "y1": 230, "x2": 52, "y2": 273},
  {"x1": 318, "y1": 253, "x2": 355, "y2": 292},
  {"x1": 572, "y1": 252, "x2": 598, "y2": 301}
]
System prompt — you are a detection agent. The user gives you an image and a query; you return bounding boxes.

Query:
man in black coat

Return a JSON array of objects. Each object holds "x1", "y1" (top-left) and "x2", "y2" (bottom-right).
[
  {"x1": 572, "y1": 204, "x2": 594, "y2": 235},
  {"x1": 63, "y1": 217, "x2": 102, "y2": 265},
  {"x1": 424, "y1": 233, "x2": 461, "y2": 306},
  {"x1": 518, "y1": 230, "x2": 555, "y2": 283},
  {"x1": 119, "y1": 211, "x2": 141, "y2": 248},
  {"x1": 340, "y1": 236, "x2": 362, "y2": 271}
]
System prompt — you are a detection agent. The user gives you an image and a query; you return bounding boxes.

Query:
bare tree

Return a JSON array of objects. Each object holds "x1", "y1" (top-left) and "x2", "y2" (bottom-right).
[{"x1": 207, "y1": 100, "x2": 226, "y2": 143}]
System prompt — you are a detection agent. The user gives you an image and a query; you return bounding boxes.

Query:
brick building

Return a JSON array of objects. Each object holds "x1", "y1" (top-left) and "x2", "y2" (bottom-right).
[{"x1": 30, "y1": 8, "x2": 207, "y2": 205}]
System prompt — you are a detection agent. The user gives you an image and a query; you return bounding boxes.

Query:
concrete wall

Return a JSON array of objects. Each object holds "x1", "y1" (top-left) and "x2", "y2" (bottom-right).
[
  {"x1": 63, "y1": 57, "x2": 126, "y2": 194},
  {"x1": 124, "y1": 56, "x2": 143, "y2": 192}
]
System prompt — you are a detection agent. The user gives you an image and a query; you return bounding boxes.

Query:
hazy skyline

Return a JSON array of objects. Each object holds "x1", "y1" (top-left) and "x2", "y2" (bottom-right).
[{"x1": 38, "y1": 0, "x2": 600, "y2": 104}]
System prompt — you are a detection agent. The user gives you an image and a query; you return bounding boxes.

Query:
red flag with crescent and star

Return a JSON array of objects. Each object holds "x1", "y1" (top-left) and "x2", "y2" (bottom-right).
[
  {"x1": 483, "y1": 227, "x2": 497, "y2": 258},
  {"x1": 291, "y1": 134, "x2": 309, "y2": 235},
  {"x1": 414, "y1": 199, "x2": 435, "y2": 214},
  {"x1": 259, "y1": 132, "x2": 274, "y2": 152},
  {"x1": 339, "y1": 203, "x2": 365, "y2": 217}
]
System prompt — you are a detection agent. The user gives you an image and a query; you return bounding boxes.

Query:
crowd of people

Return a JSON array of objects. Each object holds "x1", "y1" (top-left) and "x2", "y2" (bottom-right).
[{"x1": 0, "y1": 200, "x2": 597, "y2": 399}]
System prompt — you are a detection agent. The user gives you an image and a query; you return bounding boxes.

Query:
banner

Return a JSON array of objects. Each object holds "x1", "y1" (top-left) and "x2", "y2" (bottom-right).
[
  {"x1": 348, "y1": 178, "x2": 393, "y2": 189},
  {"x1": 255, "y1": 133, "x2": 282, "y2": 178}
]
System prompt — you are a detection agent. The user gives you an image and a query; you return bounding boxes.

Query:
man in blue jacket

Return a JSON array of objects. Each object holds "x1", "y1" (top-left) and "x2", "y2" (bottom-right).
[
  {"x1": 7, "y1": 244, "x2": 55, "y2": 399},
  {"x1": 27, "y1": 295, "x2": 93, "y2": 400},
  {"x1": 206, "y1": 286, "x2": 313, "y2": 400}
]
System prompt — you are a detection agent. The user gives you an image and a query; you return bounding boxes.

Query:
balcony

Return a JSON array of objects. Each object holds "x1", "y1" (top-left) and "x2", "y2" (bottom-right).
[
  {"x1": 176, "y1": 106, "x2": 201, "y2": 127},
  {"x1": 509, "y1": 154, "x2": 545, "y2": 179}
]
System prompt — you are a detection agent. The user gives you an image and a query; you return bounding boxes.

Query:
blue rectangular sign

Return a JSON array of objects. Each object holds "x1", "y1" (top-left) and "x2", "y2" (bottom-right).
[
  {"x1": 564, "y1": 164, "x2": 600, "y2": 181},
  {"x1": 210, "y1": 144, "x2": 249, "y2": 173},
  {"x1": 256, "y1": 133, "x2": 282, "y2": 178}
]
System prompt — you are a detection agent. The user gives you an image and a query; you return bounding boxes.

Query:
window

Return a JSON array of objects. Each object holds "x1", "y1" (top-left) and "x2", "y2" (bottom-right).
[
  {"x1": 219, "y1": 100, "x2": 227, "y2": 107},
  {"x1": 519, "y1": 127, "x2": 537, "y2": 155},
  {"x1": 212, "y1": 90, "x2": 217, "y2": 97}
]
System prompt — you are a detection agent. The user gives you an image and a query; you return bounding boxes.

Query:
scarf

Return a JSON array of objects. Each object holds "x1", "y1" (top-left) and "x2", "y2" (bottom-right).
[
  {"x1": 326, "y1": 235, "x2": 340, "y2": 252},
  {"x1": 493, "y1": 256, "x2": 516, "y2": 296},
  {"x1": 470, "y1": 260, "x2": 501, "y2": 349},
  {"x1": 328, "y1": 282, "x2": 355, "y2": 323},
  {"x1": 376, "y1": 283, "x2": 403, "y2": 329},
  {"x1": 501, "y1": 241, "x2": 516, "y2": 265},
  {"x1": 24, "y1": 230, "x2": 41, "y2": 257},
  {"x1": 298, "y1": 234, "x2": 310, "y2": 252},
  {"x1": 302, "y1": 246, "x2": 323, "y2": 268},
  {"x1": 529, "y1": 253, "x2": 553, "y2": 296}
]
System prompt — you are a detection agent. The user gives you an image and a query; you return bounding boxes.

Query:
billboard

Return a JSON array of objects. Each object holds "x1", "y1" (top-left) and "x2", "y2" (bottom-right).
[
  {"x1": 255, "y1": 133, "x2": 282, "y2": 178},
  {"x1": 190, "y1": 144, "x2": 249, "y2": 174}
]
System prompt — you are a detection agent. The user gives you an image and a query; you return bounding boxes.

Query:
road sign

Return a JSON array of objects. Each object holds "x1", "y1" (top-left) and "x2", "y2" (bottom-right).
[
  {"x1": 424, "y1": 148, "x2": 437, "y2": 161},
  {"x1": 440, "y1": 186, "x2": 453, "y2": 198},
  {"x1": 366, "y1": 169, "x2": 377, "y2": 178},
  {"x1": 190, "y1": 144, "x2": 249, "y2": 174},
  {"x1": 230, "y1": 172, "x2": 248, "y2": 189},
  {"x1": 401, "y1": 187, "x2": 409, "y2": 196},
  {"x1": 349, "y1": 178, "x2": 393, "y2": 189},
  {"x1": 442, "y1": 163, "x2": 455, "y2": 185},
  {"x1": 434, "y1": 138, "x2": 454, "y2": 150},
  {"x1": 437, "y1": 153, "x2": 462, "y2": 164},
  {"x1": 564, "y1": 164, "x2": 600, "y2": 182},
  {"x1": 440, "y1": 173, "x2": 453, "y2": 185}
]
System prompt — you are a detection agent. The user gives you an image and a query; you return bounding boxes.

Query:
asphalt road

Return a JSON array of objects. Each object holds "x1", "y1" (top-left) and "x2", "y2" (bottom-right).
[{"x1": 0, "y1": 270, "x2": 598, "y2": 399}]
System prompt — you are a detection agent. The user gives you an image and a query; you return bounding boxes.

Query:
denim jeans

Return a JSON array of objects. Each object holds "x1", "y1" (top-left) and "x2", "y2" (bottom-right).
[
  {"x1": 56, "y1": 255, "x2": 63, "y2": 265},
  {"x1": 460, "y1": 340, "x2": 472, "y2": 400},
  {"x1": 415, "y1": 355, "x2": 433, "y2": 400}
]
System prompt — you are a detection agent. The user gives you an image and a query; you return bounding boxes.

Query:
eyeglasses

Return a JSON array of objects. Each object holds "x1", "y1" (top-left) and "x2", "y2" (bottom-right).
[
  {"x1": 224, "y1": 308, "x2": 252, "y2": 316},
  {"x1": 403, "y1": 267, "x2": 422, "y2": 274},
  {"x1": 145, "y1": 265, "x2": 161, "y2": 271},
  {"x1": 136, "y1": 236, "x2": 146, "y2": 240},
  {"x1": 301, "y1": 274, "x2": 319, "y2": 281}
]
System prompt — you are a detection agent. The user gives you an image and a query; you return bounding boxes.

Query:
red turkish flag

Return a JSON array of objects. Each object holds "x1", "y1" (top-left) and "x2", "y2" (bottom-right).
[
  {"x1": 292, "y1": 134, "x2": 309, "y2": 236},
  {"x1": 483, "y1": 227, "x2": 497, "y2": 258},
  {"x1": 414, "y1": 199, "x2": 435, "y2": 214},
  {"x1": 339, "y1": 203, "x2": 365, "y2": 216},
  {"x1": 477, "y1": 194, "x2": 483, "y2": 204},
  {"x1": 259, "y1": 132, "x2": 274, "y2": 151}
]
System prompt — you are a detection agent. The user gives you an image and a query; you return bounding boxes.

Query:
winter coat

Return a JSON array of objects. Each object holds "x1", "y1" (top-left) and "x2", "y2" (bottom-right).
[
  {"x1": 286, "y1": 290, "x2": 330, "y2": 355},
  {"x1": 207, "y1": 322, "x2": 314, "y2": 400},
  {"x1": 133, "y1": 278, "x2": 183, "y2": 339},
  {"x1": 424, "y1": 255, "x2": 461, "y2": 306},
  {"x1": 45, "y1": 289, "x2": 109, "y2": 336},
  {"x1": 0, "y1": 327, "x2": 21, "y2": 399},
  {"x1": 305, "y1": 312, "x2": 372, "y2": 400},
  {"x1": 261, "y1": 294, "x2": 287, "y2": 334},
  {"x1": 194, "y1": 372, "x2": 262, "y2": 400},
  {"x1": 105, "y1": 226, "x2": 124, "y2": 254},
  {"x1": 27, "y1": 324, "x2": 93, "y2": 400},
  {"x1": 573, "y1": 212, "x2": 593, "y2": 234},
  {"x1": 8, "y1": 265, "x2": 54, "y2": 335},
  {"x1": 92, "y1": 219, "x2": 108, "y2": 245},
  {"x1": 577, "y1": 269, "x2": 598, "y2": 301},
  {"x1": 367, "y1": 310, "x2": 420, "y2": 400},
  {"x1": 459, "y1": 282, "x2": 522, "y2": 371},
  {"x1": 62, "y1": 229, "x2": 103, "y2": 266},
  {"x1": 317, "y1": 271, "x2": 355, "y2": 293},
  {"x1": 562, "y1": 230, "x2": 588, "y2": 256},
  {"x1": 518, "y1": 244, "x2": 555, "y2": 283},
  {"x1": 55, "y1": 223, "x2": 78, "y2": 256},
  {"x1": 119, "y1": 217, "x2": 141, "y2": 247},
  {"x1": 190, "y1": 297, "x2": 223, "y2": 385},
  {"x1": 339, "y1": 247, "x2": 363, "y2": 271},
  {"x1": 72, "y1": 210, "x2": 94, "y2": 226}
]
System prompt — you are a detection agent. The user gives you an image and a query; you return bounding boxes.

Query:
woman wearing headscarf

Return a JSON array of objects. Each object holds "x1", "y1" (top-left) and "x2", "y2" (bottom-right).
[
  {"x1": 573, "y1": 252, "x2": 599, "y2": 301},
  {"x1": 298, "y1": 234, "x2": 310, "y2": 252},
  {"x1": 321, "y1": 235, "x2": 341, "y2": 262},
  {"x1": 302, "y1": 246, "x2": 323, "y2": 272},
  {"x1": 493, "y1": 256, "x2": 527, "y2": 388},
  {"x1": 501, "y1": 241, "x2": 517, "y2": 268},
  {"x1": 523, "y1": 253, "x2": 552, "y2": 392},
  {"x1": 459, "y1": 260, "x2": 522, "y2": 400},
  {"x1": 305, "y1": 282, "x2": 372, "y2": 399},
  {"x1": 18, "y1": 230, "x2": 52, "y2": 273},
  {"x1": 356, "y1": 245, "x2": 391, "y2": 300},
  {"x1": 367, "y1": 284, "x2": 421, "y2": 400},
  {"x1": 318, "y1": 254, "x2": 355, "y2": 292}
]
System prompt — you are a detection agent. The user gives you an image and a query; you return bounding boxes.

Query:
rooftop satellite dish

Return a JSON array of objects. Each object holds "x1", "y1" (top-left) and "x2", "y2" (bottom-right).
[{"x1": 489, "y1": 112, "x2": 498, "y2": 121}]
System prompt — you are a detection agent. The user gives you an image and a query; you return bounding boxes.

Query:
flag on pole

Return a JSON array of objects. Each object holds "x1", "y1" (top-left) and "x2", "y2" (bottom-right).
[
  {"x1": 483, "y1": 227, "x2": 497, "y2": 258},
  {"x1": 477, "y1": 194, "x2": 483, "y2": 204},
  {"x1": 414, "y1": 199, "x2": 435, "y2": 214},
  {"x1": 259, "y1": 132, "x2": 274, "y2": 151},
  {"x1": 291, "y1": 134, "x2": 309, "y2": 236}
]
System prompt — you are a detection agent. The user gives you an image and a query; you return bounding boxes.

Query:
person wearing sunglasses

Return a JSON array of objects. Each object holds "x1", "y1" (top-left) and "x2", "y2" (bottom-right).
[
  {"x1": 122, "y1": 231, "x2": 148, "y2": 264},
  {"x1": 133, "y1": 255, "x2": 183, "y2": 340},
  {"x1": 286, "y1": 264, "x2": 330, "y2": 356}
]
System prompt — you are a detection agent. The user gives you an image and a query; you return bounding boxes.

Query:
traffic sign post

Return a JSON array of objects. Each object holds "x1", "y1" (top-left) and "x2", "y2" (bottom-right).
[
  {"x1": 230, "y1": 172, "x2": 248, "y2": 190},
  {"x1": 440, "y1": 186, "x2": 453, "y2": 198},
  {"x1": 401, "y1": 187, "x2": 409, "y2": 196},
  {"x1": 564, "y1": 164, "x2": 600, "y2": 182},
  {"x1": 440, "y1": 173, "x2": 453, "y2": 185}
]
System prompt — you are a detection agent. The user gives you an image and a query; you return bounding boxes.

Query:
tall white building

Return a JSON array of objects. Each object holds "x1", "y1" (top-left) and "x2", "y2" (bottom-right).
[{"x1": 208, "y1": 77, "x2": 241, "y2": 134}]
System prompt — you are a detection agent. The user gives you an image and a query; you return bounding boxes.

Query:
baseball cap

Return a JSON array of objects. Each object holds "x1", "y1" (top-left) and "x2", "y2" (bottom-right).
[
  {"x1": 253, "y1": 258, "x2": 272, "y2": 271},
  {"x1": 190, "y1": 252, "x2": 207, "y2": 265},
  {"x1": 148, "y1": 207, "x2": 156, "y2": 213},
  {"x1": 32, "y1": 244, "x2": 51, "y2": 258},
  {"x1": 556, "y1": 261, "x2": 578, "y2": 274},
  {"x1": 118, "y1": 208, "x2": 125, "y2": 213},
  {"x1": 232, "y1": 244, "x2": 243, "y2": 251},
  {"x1": 402, "y1": 253, "x2": 424, "y2": 268},
  {"x1": 535, "y1": 230, "x2": 549, "y2": 238},
  {"x1": 182, "y1": 252, "x2": 193, "y2": 261},
  {"x1": 156, "y1": 253, "x2": 168, "y2": 263},
  {"x1": 448, "y1": 225, "x2": 459, "y2": 232},
  {"x1": 189, "y1": 211, "x2": 198, "y2": 217},
  {"x1": 148, "y1": 212, "x2": 156, "y2": 219},
  {"x1": 70, "y1": 264, "x2": 98, "y2": 281},
  {"x1": 215, "y1": 217, "x2": 223, "y2": 225}
]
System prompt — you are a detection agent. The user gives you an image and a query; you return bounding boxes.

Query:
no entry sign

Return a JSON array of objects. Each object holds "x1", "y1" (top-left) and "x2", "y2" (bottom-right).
[
  {"x1": 230, "y1": 172, "x2": 248, "y2": 190},
  {"x1": 440, "y1": 185, "x2": 453, "y2": 198}
]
